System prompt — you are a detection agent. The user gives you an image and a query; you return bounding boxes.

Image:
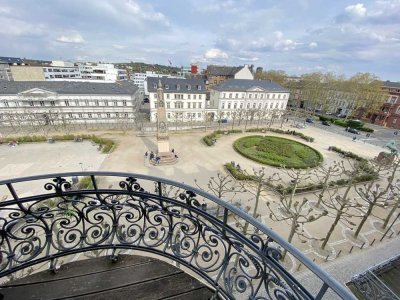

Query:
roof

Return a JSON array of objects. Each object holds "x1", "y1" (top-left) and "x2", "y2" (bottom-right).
[
  {"x1": 0, "y1": 56, "x2": 25, "y2": 65},
  {"x1": 0, "y1": 81, "x2": 138, "y2": 95},
  {"x1": 382, "y1": 81, "x2": 400, "y2": 88},
  {"x1": 212, "y1": 79, "x2": 289, "y2": 93},
  {"x1": 206, "y1": 65, "x2": 242, "y2": 77},
  {"x1": 147, "y1": 77, "x2": 206, "y2": 93}
]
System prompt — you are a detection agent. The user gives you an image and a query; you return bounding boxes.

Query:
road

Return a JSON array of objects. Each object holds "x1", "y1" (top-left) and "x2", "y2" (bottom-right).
[{"x1": 291, "y1": 116, "x2": 400, "y2": 149}]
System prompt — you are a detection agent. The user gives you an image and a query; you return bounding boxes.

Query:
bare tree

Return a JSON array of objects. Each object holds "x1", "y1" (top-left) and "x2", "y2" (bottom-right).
[
  {"x1": 268, "y1": 196, "x2": 327, "y2": 259},
  {"x1": 353, "y1": 157, "x2": 400, "y2": 238},
  {"x1": 280, "y1": 168, "x2": 311, "y2": 210},
  {"x1": 311, "y1": 162, "x2": 343, "y2": 208}
]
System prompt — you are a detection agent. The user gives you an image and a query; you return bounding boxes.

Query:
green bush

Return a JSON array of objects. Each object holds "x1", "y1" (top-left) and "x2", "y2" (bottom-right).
[
  {"x1": 77, "y1": 176, "x2": 94, "y2": 189},
  {"x1": 333, "y1": 119, "x2": 347, "y2": 127},
  {"x1": 245, "y1": 128, "x2": 265, "y2": 132},
  {"x1": 203, "y1": 132, "x2": 218, "y2": 146},
  {"x1": 225, "y1": 163, "x2": 257, "y2": 181},
  {"x1": 347, "y1": 119, "x2": 364, "y2": 129},
  {"x1": 329, "y1": 146, "x2": 365, "y2": 162}
]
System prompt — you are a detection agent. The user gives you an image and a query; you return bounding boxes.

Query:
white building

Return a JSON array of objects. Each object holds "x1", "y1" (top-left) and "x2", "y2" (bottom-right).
[
  {"x1": 209, "y1": 79, "x2": 290, "y2": 120},
  {"x1": 43, "y1": 61, "x2": 127, "y2": 83},
  {"x1": 147, "y1": 77, "x2": 207, "y2": 123},
  {"x1": 133, "y1": 71, "x2": 184, "y2": 97},
  {"x1": 0, "y1": 81, "x2": 140, "y2": 126}
]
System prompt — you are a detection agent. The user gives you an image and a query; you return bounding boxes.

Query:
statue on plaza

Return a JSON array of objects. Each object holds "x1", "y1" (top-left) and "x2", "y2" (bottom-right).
[{"x1": 376, "y1": 140, "x2": 398, "y2": 164}]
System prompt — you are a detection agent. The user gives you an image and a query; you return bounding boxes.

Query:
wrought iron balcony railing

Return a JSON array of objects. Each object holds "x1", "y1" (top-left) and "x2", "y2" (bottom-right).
[{"x1": 0, "y1": 172, "x2": 355, "y2": 299}]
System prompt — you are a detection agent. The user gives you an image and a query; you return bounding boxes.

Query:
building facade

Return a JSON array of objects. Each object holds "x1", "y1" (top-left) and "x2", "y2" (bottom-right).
[
  {"x1": 147, "y1": 77, "x2": 207, "y2": 123},
  {"x1": 209, "y1": 79, "x2": 290, "y2": 121},
  {"x1": 0, "y1": 57, "x2": 26, "y2": 81},
  {"x1": 362, "y1": 81, "x2": 400, "y2": 128},
  {"x1": 0, "y1": 81, "x2": 140, "y2": 127},
  {"x1": 205, "y1": 65, "x2": 254, "y2": 89}
]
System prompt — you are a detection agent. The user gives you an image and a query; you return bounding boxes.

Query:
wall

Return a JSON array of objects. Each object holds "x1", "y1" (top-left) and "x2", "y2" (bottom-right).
[{"x1": 10, "y1": 66, "x2": 45, "y2": 81}]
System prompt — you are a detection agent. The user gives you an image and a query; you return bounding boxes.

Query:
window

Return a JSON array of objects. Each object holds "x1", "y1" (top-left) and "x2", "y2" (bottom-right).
[
  {"x1": 116, "y1": 113, "x2": 119, "y2": 118},
  {"x1": 193, "y1": 95, "x2": 197, "y2": 100},
  {"x1": 165, "y1": 84, "x2": 169, "y2": 90},
  {"x1": 253, "y1": 103, "x2": 256, "y2": 109},
  {"x1": 50, "y1": 101, "x2": 55, "y2": 106},
  {"x1": 267, "y1": 94, "x2": 271, "y2": 99},
  {"x1": 153, "y1": 83, "x2": 157, "y2": 89},
  {"x1": 29, "y1": 101, "x2": 34, "y2": 106},
  {"x1": 187, "y1": 84, "x2": 191, "y2": 90},
  {"x1": 228, "y1": 102, "x2": 231, "y2": 109},
  {"x1": 65, "y1": 100, "x2": 69, "y2": 106},
  {"x1": 176, "y1": 84, "x2": 180, "y2": 91},
  {"x1": 198, "y1": 113, "x2": 201, "y2": 118},
  {"x1": 198, "y1": 102, "x2": 202, "y2": 109},
  {"x1": 249, "y1": 94, "x2": 252, "y2": 99},
  {"x1": 166, "y1": 102, "x2": 170, "y2": 109},
  {"x1": 261, "y1": 94, "x2": 264, "y2": 99},
  {"x1": 40, "y1": 101, "x2": 45, "y2": 106},
  {"x1": 107, "y1": 113, "x2": 111, "y2": 118},
  {"x1": 222, "y1": 93, "x2": 226, "y2": 98},
  {"x1": 167, "y1": 113, "x2": 171, "y2": 118},
  {"x1": 240, "y1": 102, "x2": 244, "y2": 109},
  {"x1": 229, "y1": 93, "x2": 232, "y2": 98},
  {"x1": 78, "y1": 113, "x2": 83, "y2": 118},
  {"x1": 85, "y1": 100, "x2": 89, "y2": 106},
  {"x1": 88, "y1": 113, "x2": 92, "y2": 118},
  {"x1": 123, "y1": 100, "x2": 127, "y2": 106},
  {"x1": 197, "y1": 85, "x2": 201, "y2": 90},
  {"x1": 166, "y1": 94, "x2": 170, "y2": 99},
  {"x1": 188, "y1": 94, "x2": 191, "y2": 100},
  {"x1": 255, "y1": 94, "x2": 258, "y2": 99},
  {"x1": 199, "y1": 95, "x2": 202, "y2": 100},
  {"x1": 247, "y1": 103, "x2": 250, "y2": 109},
  {"x1": 234, "y1": 103, "x2": 237, "y2": 109},
  {"x1": 124, "y1": 113, "x2": 128, "y2": 118},
  {"x1": 258, "y1": 103, "x2": 262, "y2": 109},
  {"x1": 68, "y1": 113, "x2": 73, "y2": 118},
  {"x1": 187, "y1": 102, "x2": 191, "y2": 109},
  {"x1": 175, "y1": 101, "x2": 183, "y2": 109},
  {"x1": 154, "y1": 93, "x2": 158, "y2": 99},
  {"x1": 275, "y1": 102, "x2": 279, "y2": 108},
  {"x1": 114, "y1": 101, "x2": 118, "y2": 106},
  {"x1": 235, "y1": 93, "x2": 238, "y2": 98},
  {"x1": 95, "y1": 100, "x2": 99, "y2": 106},
  {"x1": 97, "y1": 113, "x2": 101, "y2": 118},
  {"x1": 154, "y1": 101, "x2": 158, "y2": 108},
  {"x1": 4, "y1": 101, "x2": 9, "y2": 107},
  {"x1": 75, "y1": 100, "x2": 79, "y2": 106},
  {"x1": 221, "y1": 102, "x2": 225, "y2": 109},
  {"x1": 280, "y1": 102, "x2": 284, "y2": 109},
  {"x1": 105, "y1": 100, "x2": 108, "y2": 106},
  {"x1": 193, "y1": 102, "x2": 197, "y2": 109}
]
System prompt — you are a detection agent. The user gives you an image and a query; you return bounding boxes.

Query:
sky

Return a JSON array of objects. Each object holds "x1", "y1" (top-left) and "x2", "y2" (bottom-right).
[{"x1": 0, "y1": 0, "x2": 399, "y2": 80}]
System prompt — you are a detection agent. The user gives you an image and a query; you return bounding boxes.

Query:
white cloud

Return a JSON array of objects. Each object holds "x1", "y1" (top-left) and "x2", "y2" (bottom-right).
[
  {"x1": 56, "y1": 33, "x2": 85, "y2": 44},
  {"x1": 112, "y1": 44, "x2": 126, "y2": 49},
  {"x1": 345, "y1": 3, "x2": 366, "y2": 17},
  {"x1": 204, "y1": 48, "x2": 228, "y2": 59},
  {"x1": 309, "y1": 42, "x2": 318, "y2": 48}
]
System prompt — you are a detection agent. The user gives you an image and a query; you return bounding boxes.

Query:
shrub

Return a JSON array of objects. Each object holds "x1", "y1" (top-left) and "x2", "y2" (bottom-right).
[
  {"x1": 329, "y1": 146, "x2": 365, "y2": 162},
  {"x1": 347, "y1": 119, "x2": 364, "y2": 129},
  {"x1": 333, "y1": 119, "x2": 347, "y2": 127},
  {"x1": 203, "y1": 132, "x2": 218, "y2": 146},
  {"x1": 77, "y1": 176, "x2": 94, "y2": 189},
  {"x1": 225, "y1": 163, "x2": 257, "y2": 181},
  {"x1": 246, "y1": 128, "x2": 265, "y2": 132}
]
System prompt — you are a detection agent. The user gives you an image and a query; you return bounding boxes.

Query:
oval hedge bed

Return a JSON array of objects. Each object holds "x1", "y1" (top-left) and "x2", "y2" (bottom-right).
[{"x1": 233, "y1": 135, "x2": 323, "y2": 169}]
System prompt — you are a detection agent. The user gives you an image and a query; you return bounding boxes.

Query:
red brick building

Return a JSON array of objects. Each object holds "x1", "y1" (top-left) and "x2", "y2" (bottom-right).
[{"x1": 363, "y1": 81, "x2": 400, "y2": 128}]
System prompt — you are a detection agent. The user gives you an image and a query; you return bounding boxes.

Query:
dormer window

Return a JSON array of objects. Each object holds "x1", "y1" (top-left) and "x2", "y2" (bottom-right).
[
  {"x1": 187, "y1": 85, "x2": 191, "y2": 90},
  {"x1": 177, "y1": 84, "x2": 180, "y2": 91},
  {"x1": 153, "y1": 83, "x2": 157, "y2": 89},
  {"x1": 165, "y1": 84, "x2": 169, "y2": 90},
  {"x1": 197, "y1": 85, "x2": 201, "y2": 90}
]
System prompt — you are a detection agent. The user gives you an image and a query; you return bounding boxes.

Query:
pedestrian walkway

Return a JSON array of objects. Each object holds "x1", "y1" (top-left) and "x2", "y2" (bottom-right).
[{"x1": 296, "y1": 238, "x2": 400, "y2": 299}]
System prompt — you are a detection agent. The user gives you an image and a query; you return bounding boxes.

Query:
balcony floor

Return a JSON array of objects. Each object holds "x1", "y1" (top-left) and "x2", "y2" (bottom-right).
[{"x1": 0, "y1": 255, "x2": 216, "y2": 300}]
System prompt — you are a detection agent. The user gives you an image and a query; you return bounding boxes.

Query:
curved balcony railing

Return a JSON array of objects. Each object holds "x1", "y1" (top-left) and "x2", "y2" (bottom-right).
[{"x1": 0, "y1": 172, "x2": 355, "y2": 299}]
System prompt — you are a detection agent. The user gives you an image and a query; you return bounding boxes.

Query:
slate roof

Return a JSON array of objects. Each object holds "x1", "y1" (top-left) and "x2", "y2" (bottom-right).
[
  {"x1": 0, "y1": 56, "x2": 25, "y2": 65},
  {"x1": 206, "y1": 65, "x2": 242, "y2": 77},
  {"x1": 0, "y1": 81, "x2": 138, "y2": 95},
  {"x1": 212, "y1": 79, "x2": 289, "y2": 92},
  {"x1": 147, "y1": 77, "x2": 206, "y2": 93}
]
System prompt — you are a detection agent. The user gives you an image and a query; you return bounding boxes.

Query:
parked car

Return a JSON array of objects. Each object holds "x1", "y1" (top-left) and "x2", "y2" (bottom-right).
[
  {"x1": 322, "y1": 121, "x2": 331, "y2": 126},
  {"x1": 346, "y1": 127, "x2": 360, "y2": 134},
  {"x1": 305, "y1": 117, "x2": 314, "y2": 123},
  {"x1": 325, "y1": 112, "x2": 333, "y2": 115}
]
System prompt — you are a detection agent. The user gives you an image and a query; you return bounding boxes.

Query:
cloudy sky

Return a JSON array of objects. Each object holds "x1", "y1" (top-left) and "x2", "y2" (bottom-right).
[{"x1": 0, "y1": 0, "x2": 398, "y2": 80}]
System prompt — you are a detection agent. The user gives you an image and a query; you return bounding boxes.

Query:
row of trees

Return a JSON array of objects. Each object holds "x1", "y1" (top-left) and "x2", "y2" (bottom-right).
[
  {"x1": 255, "y1": 70, "x2": 386, "y2": 118},
  {"x1": 196, "y1": 156, "x2": 400, "y2": 259}
]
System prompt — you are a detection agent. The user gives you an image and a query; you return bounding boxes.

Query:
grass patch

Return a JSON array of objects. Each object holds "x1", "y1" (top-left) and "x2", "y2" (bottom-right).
[{"x1": 233, "y1": 135, "x2": 323, "y2": 169}]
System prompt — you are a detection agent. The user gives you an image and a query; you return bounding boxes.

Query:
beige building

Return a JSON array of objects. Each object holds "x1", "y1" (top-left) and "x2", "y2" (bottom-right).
[{"x1": 10, "y1": 66, "x2": 45, "y2": 81}]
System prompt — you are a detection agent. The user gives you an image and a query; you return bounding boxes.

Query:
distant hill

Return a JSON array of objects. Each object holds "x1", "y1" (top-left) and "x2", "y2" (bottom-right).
[{"x1": 114, "y1": 62, "x2": 181, "y2": 74}]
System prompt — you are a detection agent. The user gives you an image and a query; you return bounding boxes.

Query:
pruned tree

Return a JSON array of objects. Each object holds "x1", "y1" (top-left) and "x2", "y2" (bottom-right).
[
  {"x1": 268, "y1": 196, "x2": 327, "y2": 259},
  {"x1": 279, "y1": 168, "x2": 312, "y2": 210},
  {"x1": 320, "y1": 160, "x2": 371, "y2": 250},
  {"x1": 383, "y1": 178, "x2": 400, "y2": 229},
  {"x1": 353, "y1": 156, "x2": 400, "y2": 238},
  {"x1": 194, "y1": 172, "x2": 245, "y2": 218},
  {"x1": 311, "y1": 161, "x2": 343, "y2": 208}
]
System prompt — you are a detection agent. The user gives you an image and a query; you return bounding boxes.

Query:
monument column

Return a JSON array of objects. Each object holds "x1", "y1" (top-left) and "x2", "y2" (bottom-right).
[{"x1": 154, "y1": 79, "x2": 177, "y2": 165}]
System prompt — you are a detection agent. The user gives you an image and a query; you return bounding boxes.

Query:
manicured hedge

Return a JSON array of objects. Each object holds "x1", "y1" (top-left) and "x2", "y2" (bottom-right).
[
  {"x1": 233, "y1": 135, "x2": 323, "y2": 169},
  {"x1": 2, "y1": 134, "x2": 115, "y2": 154}
]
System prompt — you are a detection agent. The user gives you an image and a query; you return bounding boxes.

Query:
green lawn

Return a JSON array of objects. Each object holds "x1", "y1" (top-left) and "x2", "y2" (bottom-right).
[{"x1": 233, "y1": 135, "x2": 323, "y2": 168}]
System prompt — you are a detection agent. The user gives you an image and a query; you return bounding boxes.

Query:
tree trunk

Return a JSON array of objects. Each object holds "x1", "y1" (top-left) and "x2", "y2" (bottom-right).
[
  {"x1": 382, "y1": 199, "x2": 399, "y2": 228},
  {"x1": 354, "y1": 204, "x2": 373, "y2": 238},
  {"x1": 316, "y1": 175, "x2": 330, "y2": 207},
  {"x1": 322, "y1": 211, "x2": 342, "y2": 249},
  {"x1": 282, "y1": 220, "x2": 297, "y2": 259}
]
